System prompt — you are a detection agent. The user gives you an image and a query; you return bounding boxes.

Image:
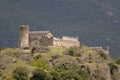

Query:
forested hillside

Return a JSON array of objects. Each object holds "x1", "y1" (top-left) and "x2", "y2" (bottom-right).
[{"x1": 0, "y1": 0, "x2": 120, "y2": 57}]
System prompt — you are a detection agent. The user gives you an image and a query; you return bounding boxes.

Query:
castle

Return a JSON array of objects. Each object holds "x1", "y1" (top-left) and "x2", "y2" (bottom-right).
[{"x1": 18, "y1": 25, "x2": 80, "y2": 49}]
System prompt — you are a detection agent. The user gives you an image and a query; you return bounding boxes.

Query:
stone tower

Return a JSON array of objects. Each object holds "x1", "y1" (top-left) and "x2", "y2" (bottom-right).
[{"x1": 18, "y1": 25, "x2": 30, "y2": 49}]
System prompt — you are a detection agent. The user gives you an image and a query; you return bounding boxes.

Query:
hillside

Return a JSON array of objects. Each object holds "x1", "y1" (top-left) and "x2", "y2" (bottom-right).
[
  {"x1": 0, "y1": 46, "x2": 120, "y2": 80},
  {"x1": 0, "y1": 0, "x2": 120, "y2": 57}
]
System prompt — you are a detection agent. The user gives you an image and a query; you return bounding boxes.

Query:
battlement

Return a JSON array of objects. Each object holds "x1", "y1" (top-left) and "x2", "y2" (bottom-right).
[
  {"x1": 89, "y1": 46, "x2": 103, "y2": 49},
  {"x1": 62, "y1": 36, "x2": 78, "y2": 41},
  {"x1": 19, "y1": 25, "x2": 30, "y2": 30},
  {"x1": 29, "y1": 31, "x2": 50, "y2": 35},
  {"x1": 90, "y1": 46, "x2": 109, "y2": 54}
]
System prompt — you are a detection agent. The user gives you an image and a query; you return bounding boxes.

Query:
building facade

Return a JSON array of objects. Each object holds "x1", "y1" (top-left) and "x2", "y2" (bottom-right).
[
  {"x1": 18, "y1": 25, "x2": 80, "y2": 49},
  {"x1": 53, "y1": 36, "x2": 80, "y2": 47}
]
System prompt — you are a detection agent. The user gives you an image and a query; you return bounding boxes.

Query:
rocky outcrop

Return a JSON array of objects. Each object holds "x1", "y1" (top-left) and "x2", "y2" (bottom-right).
[
  {"x1": 62, "y1": 46, "x2": 116, "y2": 80},
  {"x1": 80, "y1": 64, "x2": 112, "y2": 80}
]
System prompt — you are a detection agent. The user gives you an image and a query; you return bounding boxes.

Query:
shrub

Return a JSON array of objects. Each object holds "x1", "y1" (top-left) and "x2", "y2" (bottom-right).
[
  {"x1": 0, "y1": 71, "x2": 2, "y2": 76},
  {"x1": 59, "y1": 68, "x2": 90, "y2": 80},
  {"x1": 76, "y1": 53, "x2": 81, "y2": 57},
  {"x1": 68, "y1": 48, "x2": 74, "y2": 56},
  {"x1": 30, "y1": 68, "x2": 52, "y2": 80},
  {"x1": 99, "y1": 50, "x2": 107, "y2": 59},
  {"x1": 55, "y1": 63, "x2": 90, "y2": 80},
  {"x1": 1, "y1": 75, "x2": 6, "y2": 79},
  {"x1": 50, "y1": 70, "x2": 61, "y2": 80},
  {"x1": 12, "y1": 67, "x2": 28, "y2": 80},
  {"x1": 115, "y1": 57, "x2": 120, "y2": 65},
  {"x1": 108, "y1": 63, "x2": 118, "y2": 75},
  {"x1": 30, "y1": 59, "x2": 51, "y2": 71},
  {"x1": 64, "y1": 47, "x2": 81, "y2": 57}
]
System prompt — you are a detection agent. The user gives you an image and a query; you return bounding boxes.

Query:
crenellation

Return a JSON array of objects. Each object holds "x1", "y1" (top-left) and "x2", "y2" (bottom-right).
[
  {"x1": 90, "y1": 46, "x2": 109, "y2": 54},
  {"x1": 29, "y1": 31, "x2": 50, "y2": 34}
]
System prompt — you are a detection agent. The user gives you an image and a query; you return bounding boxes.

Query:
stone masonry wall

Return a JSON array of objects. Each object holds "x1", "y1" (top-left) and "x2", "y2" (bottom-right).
[
  {"x1": 18, "y1": 25, "x2": 29, "y2": 49},
  {"x1": 53, "y1": 36, "x2": 80, "y2": 47},
  {"x1": 29, "y1": 33, "x2": 53, "y2": 49}
]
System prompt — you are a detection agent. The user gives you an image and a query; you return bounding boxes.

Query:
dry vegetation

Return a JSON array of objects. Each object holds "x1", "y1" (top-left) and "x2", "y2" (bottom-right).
[{"x1": 0, "y1": 46, "x2": 120, "y2": 80}]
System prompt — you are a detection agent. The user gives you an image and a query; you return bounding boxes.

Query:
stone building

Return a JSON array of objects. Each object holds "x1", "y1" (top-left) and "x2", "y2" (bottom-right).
[
  {"x1": 18, "y1": 25, "x2": 80, "y2": 49},
  {"x1": 29, "y1": 31, "x2": 53, "y2": 49},
  {"x1": 53, "y1": 36, "x2": 80, "y2": 47},
  {"x1": 18, "y1": 25, "x2": 30, "y2": 49}
]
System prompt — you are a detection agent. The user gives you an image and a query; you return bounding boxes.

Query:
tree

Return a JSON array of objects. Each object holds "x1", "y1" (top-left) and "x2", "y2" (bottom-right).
[
  {"x1": 30, "y1": 68, "x2": 52, "y2": 80},
  {"x1": 12, "y1": 67, "x2": 28, "y2": 80},
  {"x1": 108, "y1": 63, "x2": 117, "y2": 75}
]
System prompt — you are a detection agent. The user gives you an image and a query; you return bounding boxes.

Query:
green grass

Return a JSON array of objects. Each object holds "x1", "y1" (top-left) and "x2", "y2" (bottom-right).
[{"x1": 40, "y1": 47, "x2": 65, "y2": 61}]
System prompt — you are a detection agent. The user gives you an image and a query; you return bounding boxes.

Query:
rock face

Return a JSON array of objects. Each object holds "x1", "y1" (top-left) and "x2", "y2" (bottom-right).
[
  {"x1": 78, "y1": 60, "x2": 113, "y2": 80},
  {"x1": 82, "y1": 64, "x2": 112, "y2": 80},
  {"x1": 62, "y1": 46, "x2": 114, "y2": 80}
]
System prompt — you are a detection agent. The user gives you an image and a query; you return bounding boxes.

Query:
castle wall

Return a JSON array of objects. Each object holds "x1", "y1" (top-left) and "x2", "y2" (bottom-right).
[
  {"x1": 18, "y1": 25, "x2": 80, "y2": 49},
  {"x1": 62, "y1": 40, "x2": 80, "y2": 48},
  {"x1": 29, "y1": 32, "x2": 53, "y2": 49},
  {"x1": 53, "y1": 38, "x2": 62, "y2": 47},
  {"x1": 18, "y1": 25, "x2": 29, "y2": 49},
  {"x1": 62, "y1": 36, "x2": 80, "y2": 47},
  {"x1": 53, "y1": 36, "x2": 80, "y2": 47}
]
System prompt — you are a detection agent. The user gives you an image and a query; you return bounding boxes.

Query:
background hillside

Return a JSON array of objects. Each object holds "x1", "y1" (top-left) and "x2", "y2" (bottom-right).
[{"x1": 0, "y1": 0, "x2": 120, "y2": 57}]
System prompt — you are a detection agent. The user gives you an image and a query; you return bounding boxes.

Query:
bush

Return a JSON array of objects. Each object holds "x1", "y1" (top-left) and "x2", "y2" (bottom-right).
[
  {"x1": 60, "y1": 70, "x2": 81, "y2": 80},
  {"x1": 99, "y1": 50, "x2": 107, "y2": 59},
  {"x1": 50, "y1": 70, "x2": 61, "y2": 80},
  {"x1": 68, "y1": 48, "x2": 74, "y2": 56},
  {"x1": 1, "y1": 75, "x2": 6, "y2": 79},
  {"x1": 0, "y1": 71, "x2": 2, "y2": 76},
  {"x1": 30, "y1": 68, "x2": 52, "y2": 80},
  {"x1": 30, "y1": 59, "x2": 52, "y2": 71},
  {"x1": 108, "y1": 63, "x2": 118, "y2": 75},
  {"x1": 55, "y1": 63, "x2": 90, "y2": 80},
  {"x1": 12, "y1": 67, "x2": 28, "y2": 80},
  {"x1": 59, "y1": 69, "x2": 90, "y2": 80},
  {"x1": 115, "y1": 57, "x2": 120, "y2": 65},
  {"x1": 64, "y1": 47, "x2": 81, "y2": 57}
]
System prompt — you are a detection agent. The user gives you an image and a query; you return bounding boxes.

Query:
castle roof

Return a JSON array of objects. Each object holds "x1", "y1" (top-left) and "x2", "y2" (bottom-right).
[{"x1": 29, "y1": 31, "x2": 50, "y2": 35}]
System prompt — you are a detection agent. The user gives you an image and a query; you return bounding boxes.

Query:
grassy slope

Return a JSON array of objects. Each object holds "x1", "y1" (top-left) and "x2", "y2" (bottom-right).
[{"x1": 0, "y1": 46, "x2": 114, "y2": 79}]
